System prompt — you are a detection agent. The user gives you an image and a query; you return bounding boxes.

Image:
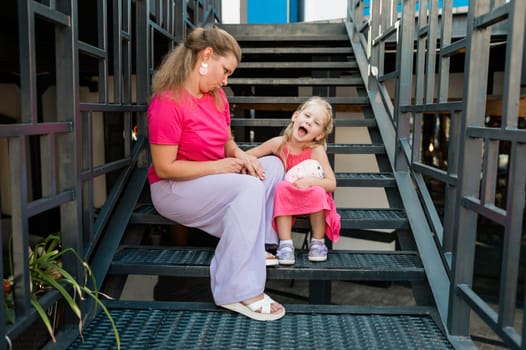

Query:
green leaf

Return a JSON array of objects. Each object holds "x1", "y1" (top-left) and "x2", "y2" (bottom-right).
[
  {"x1": 4, "y1": 303, "x2": 15, "y2": 324},
  {"x1": 31, "y1": 297, "x2": 56, "y2": 343},
  {"x1": 37, "y1": 261, "x2": 86, "y2": 299},
  {"x1": 13, "y1": 233, "x2": 120, "y2": 349},
  {"x1": 32, "y1": 271, "x2": 82, "y2": 320},
  {"x1": 81, "y1": 287, "x2": 121, "y2": 349}
]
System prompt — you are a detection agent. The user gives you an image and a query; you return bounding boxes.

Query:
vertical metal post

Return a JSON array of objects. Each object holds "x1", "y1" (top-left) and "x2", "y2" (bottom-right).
[
  {"x1": 496, "y1": 0, "x2": 526, "y2": 330},
  {"x1": 412, "y1": 0, "x2": 428, "y2": 165},
  {"x1": 136, "y1": 0, "x2": 151, "y2": 168},
  {"x1": 368, "y1": 0, "x2": 380, "y2": 91},
  {"x1": 113, "y1": 0, "x2": 123, "y2": 104},
  {"x1": 393, "y1": 0, "x2": 415, "y2": 172},
  {"x1": 97, "y1": 0, "x2": 109, "y2": 103},
  {"x1": 448, "y1": 0, "x2": 490, "y2": 336},
  {"x1": 55, "y1": 0, "x2": 84, "y2": 281},
  {"x1": 9, "y1": 137, "x2": 32, "y2": 318},
  {"x1": 438, "y1": 0, "x2": 457, "y2": 255},
  {"x1": 12, "y1": 0, "x2": 37, "y2": 320}
]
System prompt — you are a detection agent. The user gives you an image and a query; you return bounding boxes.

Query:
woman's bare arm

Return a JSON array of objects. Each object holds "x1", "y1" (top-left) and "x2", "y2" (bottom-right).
[{"x1": 150, "y1": 144, "x2": 244, "y2": 181}]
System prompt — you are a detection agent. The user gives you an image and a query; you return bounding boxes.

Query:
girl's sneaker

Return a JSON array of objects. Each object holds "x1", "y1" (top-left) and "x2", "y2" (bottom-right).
[
  {"x1": 276, "y1": 243, "x2": 295, "y2": 265},
  {"x1": 308, "y1": 240, "x2": 328, "y2": 262}
]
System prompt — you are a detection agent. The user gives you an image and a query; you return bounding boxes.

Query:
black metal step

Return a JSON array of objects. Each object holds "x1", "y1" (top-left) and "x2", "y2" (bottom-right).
[
  {"x1": 66, "y1": 302, "x2": 453, "y2": 349},
  {"x1": 229, "y1": 96, "x2": 368, "y2": 105},
  {"x1": 222, "y1": 23, "x2": 348, "y2": 37},
  {"x1": 232, "y1": 34, "x2": 350, "y2": 42},
  {"x1": 241, "y1": 47, "x2": 353, "y2": 55},
  {"x1": 109, "y1": 246, "x2": 424, "y2": 282},
  {"x1": 230, "y1": 117, "x2": 377, "y2": 128},
  {"x1": 228, "y1": 95, "x2": 369, "y2": 105},
  {"x1": 236, "y1": 142, "x2": 385, "y2": 154},
  {"x1": 228, "y1": 96, "x2": 371, "y2": 113},
  {"x1": 237, "y1": 61, "x2": 358, "y2": 69},
  {"x1": 130, "y1": 205, "x2": 407, "y2": 230},
  {"x1": 296, "y1": 208, "x2": 408, "y2": 230},
  {"x1": 335, "y1": 172, "x2": 396, "y2": 187},
  {"x1": 228, "y1": 77, "x2": 363, "y2": 86}
]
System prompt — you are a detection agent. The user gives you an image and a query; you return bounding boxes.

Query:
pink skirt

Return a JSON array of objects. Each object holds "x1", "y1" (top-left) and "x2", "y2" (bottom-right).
[{"x1": 272, "y1": 181, "x2": 341, "y2": 242}]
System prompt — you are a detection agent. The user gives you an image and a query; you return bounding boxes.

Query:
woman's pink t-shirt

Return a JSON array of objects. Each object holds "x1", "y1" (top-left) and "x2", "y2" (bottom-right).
[{"x1": 147, "y1": 89, "x2": 231, "y2": 184}]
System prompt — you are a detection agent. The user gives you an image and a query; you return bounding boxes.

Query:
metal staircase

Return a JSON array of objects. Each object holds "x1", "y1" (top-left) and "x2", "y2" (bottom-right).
[
  {"x1": 62, "y1": 22, "x2": 459, "y2": 349},
  {"x1": 3, "y1": 1, "x2": 525, "y2": 349}
]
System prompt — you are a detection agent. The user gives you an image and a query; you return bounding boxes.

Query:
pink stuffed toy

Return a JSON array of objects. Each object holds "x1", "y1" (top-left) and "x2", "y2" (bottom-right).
[{"x1": 285, "y1": 159, "x2": 325, "y2": 183}]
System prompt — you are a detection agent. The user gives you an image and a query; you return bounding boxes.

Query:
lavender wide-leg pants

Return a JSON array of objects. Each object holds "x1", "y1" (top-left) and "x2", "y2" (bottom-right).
[{"x1": 149, "y1": 156, "x2": 284, "y2": 305}]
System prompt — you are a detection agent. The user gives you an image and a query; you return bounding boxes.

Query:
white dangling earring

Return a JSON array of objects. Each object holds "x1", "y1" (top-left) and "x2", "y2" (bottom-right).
[{"x1": 199, "y1": 62, "x2": 208, "y2": 75}]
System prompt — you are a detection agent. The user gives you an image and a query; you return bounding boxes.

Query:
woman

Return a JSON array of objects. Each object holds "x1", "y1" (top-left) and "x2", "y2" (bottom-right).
[{"x1": 147, "y1": 26, "x2": 285, "y2": 321}]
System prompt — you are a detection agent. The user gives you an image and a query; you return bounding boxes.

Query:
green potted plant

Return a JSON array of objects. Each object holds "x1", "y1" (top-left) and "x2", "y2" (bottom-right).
[{"x1": 5, "y1": 233, "x2": 120, "y2": 348}]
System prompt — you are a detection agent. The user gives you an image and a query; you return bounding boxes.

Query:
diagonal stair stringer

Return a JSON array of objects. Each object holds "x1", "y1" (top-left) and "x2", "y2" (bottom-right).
[{"x1": 344, "y1": 22, "x2": 472, "y2": 346}]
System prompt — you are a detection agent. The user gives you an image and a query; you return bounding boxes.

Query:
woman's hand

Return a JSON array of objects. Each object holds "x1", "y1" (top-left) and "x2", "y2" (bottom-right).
[
  {"x1": 225, "y1": 134, "x2": 265, "y2": 180},
  {"x1": 238, "y1": 152, "x2": 266, "y2": 180},
  {"x1": 214, "y1": 157, "x2": 246, "y2": 174}
]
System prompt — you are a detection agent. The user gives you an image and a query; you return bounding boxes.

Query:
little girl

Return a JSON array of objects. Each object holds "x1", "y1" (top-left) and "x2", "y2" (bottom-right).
[{"x1": 248, "y1": 96, "x2": 341, "y2": 265}]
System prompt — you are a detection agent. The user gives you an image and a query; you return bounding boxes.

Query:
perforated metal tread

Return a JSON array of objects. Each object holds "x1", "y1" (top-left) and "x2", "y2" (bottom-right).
[
  {"x1": 230, "y1": 115, "x2": 375, "y2": 127},
  {"x1": 130, "y1": 205, "x2": 407, "y2": 230},
  {"x1": 228, "y1": 77, "x2": 364, "y2": 86},
  {"x1": 237, "y1": 61, "x2": 358, "y2": 69},
  {"x1": 237, "y1": 142, "x2": 385, "y2": 154},
  {"x1": 110, "y1": 246, "x2": 424, "y2": 281},
  {"x1": 336, "y1": 172, "x2": 396, "y2": 187},
  {"x1": 240, "y1": 46, "x2": 354, "y2": 55},
  {"x1": 296, "y1": 208, "x2": 408, "y2": 230},
  {"x1": 231, "y1": 34, "x2": 351, "y2": 42},
  {"x1": 66, "y1": 302, "x2": 453, "y2": 349}
]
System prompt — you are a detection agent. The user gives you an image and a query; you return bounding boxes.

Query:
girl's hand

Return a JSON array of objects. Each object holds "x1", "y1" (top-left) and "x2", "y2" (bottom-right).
[{"x1": 292, "y1": 176, "x2": 317, "y2": 189}]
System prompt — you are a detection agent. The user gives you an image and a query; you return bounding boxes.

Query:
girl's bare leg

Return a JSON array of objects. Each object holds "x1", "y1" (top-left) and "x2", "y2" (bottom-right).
[
  {"x1": 275, "y1": 215, "x2": 293, "y2": 241},
  {"x1": 309, "y1": 210, "x2": 326, "y2": 240}
]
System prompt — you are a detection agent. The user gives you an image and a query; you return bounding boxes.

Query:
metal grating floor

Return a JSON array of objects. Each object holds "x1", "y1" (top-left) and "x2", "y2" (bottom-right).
[
  {"x1": 130, "y1": 205, "x2": 409, "y2": 230},
  {"x1": 113, "y1": 246, "x2": 421, "y2": 270},
  {"x1": 67, "y1": 303, "x2": 453, "y2": 349},
  {"x1": 110, "y1": 246, "x2": 424, "y2": 282},
  {"x1": 114, "y1": 246, "x2": 214, "y2": 266},
  {"x1": 338, "y1": 209, "x2": 406, "y2": 221}
]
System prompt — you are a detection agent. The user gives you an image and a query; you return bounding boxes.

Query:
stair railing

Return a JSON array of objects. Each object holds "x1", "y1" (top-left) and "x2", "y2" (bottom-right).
[
  {"x1": 347, "y1": 0, "x2": 453, "y2": 338},
  {"x1": 349, "y1": 0, "x2": 526, "y2": 348},
  {"x1": 0, "y1": 1, "x2": 221, "y2": 348},
  {"x1": 448, "y1": 1, "x2": 526, "y2": 349}
]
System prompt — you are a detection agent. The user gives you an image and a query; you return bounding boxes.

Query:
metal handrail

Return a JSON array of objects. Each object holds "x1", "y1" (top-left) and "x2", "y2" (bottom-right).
[
  {"x1": 0, "y1": 1, "x2": 222, "y2": 348},
  {"x1": 348, "y1": 0, "x2": 526, "y2": 348}
]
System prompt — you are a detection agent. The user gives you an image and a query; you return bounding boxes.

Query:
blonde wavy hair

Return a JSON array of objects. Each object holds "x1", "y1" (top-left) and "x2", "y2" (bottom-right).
[
  {"x1": 278, "y1": 97, "x2": 334, "y2": 158},
  {"x1": 151, "y1": 26, "x2": 241, "y2": 111}
]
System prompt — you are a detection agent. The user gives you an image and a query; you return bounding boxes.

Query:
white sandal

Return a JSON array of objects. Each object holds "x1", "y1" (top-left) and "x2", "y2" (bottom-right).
[
  {"x1": 265, "y1": 251, "x2": 279, "y2": 266},
  {"x1": 221, "y1": 294, "x2": 286, "y2": 321}
]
